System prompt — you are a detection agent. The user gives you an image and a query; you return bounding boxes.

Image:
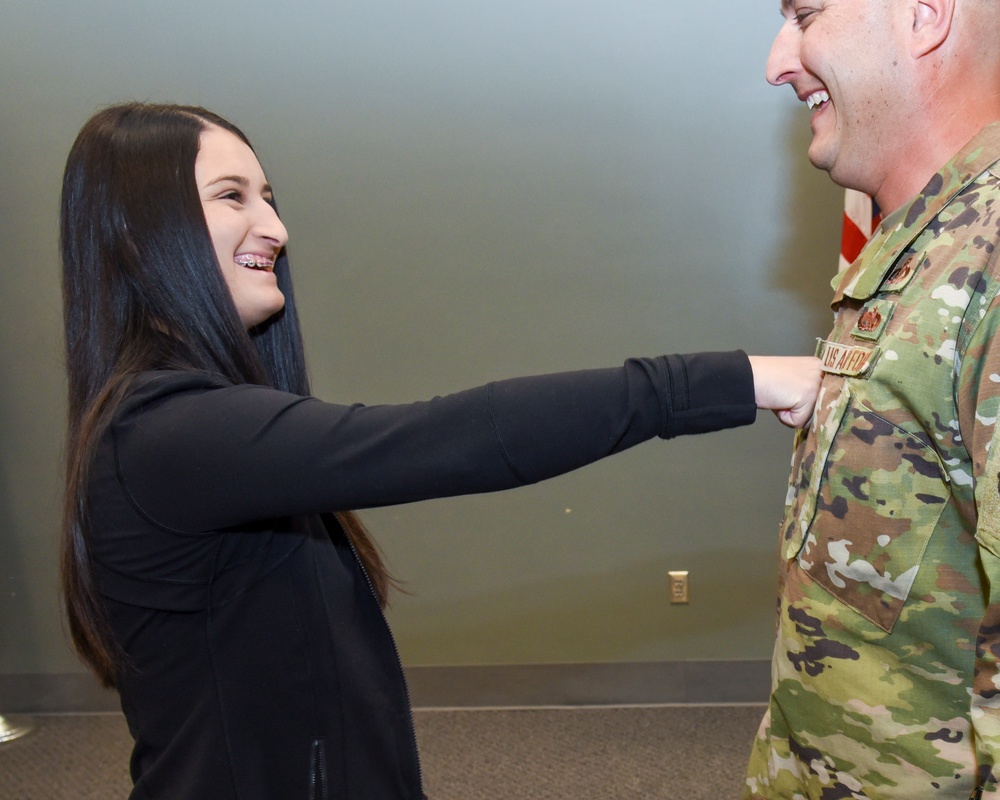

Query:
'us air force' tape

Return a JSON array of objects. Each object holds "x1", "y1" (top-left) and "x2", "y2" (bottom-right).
[{"x1": 815, "y1": 338, "x2": 879, "y2": 377}]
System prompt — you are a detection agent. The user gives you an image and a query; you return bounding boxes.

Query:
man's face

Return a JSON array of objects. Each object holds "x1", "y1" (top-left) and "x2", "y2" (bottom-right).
[{"x1": 766, "y1": 0, "x2": 902, "y2": 195}]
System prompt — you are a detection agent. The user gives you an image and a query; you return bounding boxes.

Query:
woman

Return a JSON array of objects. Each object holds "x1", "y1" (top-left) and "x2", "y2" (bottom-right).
[{"x1": 60, "y1": 102, "x2": 820, "y2": 799}]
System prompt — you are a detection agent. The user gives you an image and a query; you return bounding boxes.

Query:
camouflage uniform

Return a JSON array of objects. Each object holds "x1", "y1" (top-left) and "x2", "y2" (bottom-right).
[{"x1": 745, "y1": 123, "x2": 1000, "y2": 800}]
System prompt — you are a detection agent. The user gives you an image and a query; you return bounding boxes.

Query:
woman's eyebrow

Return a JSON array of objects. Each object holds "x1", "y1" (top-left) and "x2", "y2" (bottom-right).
[{"x1": 206, "y1": 174, "x2": 249, "y2": 188}]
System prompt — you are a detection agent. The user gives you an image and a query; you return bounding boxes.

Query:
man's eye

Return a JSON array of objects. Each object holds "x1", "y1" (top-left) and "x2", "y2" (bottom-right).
[{"x1": 795, "y1": 8, "x2": 817, "y2": 25}]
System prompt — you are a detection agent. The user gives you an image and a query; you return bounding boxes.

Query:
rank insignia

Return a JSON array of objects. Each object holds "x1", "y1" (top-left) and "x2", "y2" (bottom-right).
[{"x1": 882, "y1": 254, "x2": 923, "y2": 292}]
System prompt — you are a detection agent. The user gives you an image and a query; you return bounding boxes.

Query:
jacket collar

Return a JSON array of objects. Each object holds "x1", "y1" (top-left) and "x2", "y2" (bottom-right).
[{"x1": 831, "y1": 121, "x2": 1000, "y2": 306}]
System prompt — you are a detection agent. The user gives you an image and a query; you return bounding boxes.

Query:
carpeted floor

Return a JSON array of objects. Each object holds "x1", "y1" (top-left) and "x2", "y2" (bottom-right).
[{"x1": 0, "y1": 704, "x2": 764, "y2": 799}]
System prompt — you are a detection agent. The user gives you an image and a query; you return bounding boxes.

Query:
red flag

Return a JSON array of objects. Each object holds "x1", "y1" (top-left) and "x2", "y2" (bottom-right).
[{"x1": 839, "y1": 189, "x2": 881, "y2": 272}]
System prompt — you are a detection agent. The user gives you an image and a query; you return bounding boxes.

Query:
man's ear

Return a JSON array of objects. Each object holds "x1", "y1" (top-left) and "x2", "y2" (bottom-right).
[{"x1": 911, "y1": 0, "x2": 955, "y2": 58}]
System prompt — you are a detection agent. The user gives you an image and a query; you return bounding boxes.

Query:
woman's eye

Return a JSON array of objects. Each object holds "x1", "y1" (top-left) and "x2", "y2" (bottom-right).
[{"x1": 221, "y1": 191, "x2": 243, "y2": 202}]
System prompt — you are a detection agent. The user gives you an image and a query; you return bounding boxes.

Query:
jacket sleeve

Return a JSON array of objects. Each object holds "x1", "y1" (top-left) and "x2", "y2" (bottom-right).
[
  {"x1": 962, "y1": 290, "x2": 1000, "y2": 795},
  {"x1": 112, "y1": 351, "x2": 755, "y2": 533}
]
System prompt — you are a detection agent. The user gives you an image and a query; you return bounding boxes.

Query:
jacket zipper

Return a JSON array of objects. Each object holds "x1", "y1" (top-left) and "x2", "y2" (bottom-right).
[{"x1": 309, "y1": 738, "x2": 327, "y2": 800}]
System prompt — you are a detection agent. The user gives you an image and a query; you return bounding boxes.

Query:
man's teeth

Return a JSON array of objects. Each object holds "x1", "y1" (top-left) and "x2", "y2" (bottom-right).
[{"x1": 806, "y1": 90, "x2": 830, "y2": 111}]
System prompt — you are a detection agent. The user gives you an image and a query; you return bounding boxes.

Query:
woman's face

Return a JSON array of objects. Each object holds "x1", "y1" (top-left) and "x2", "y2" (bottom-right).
[{"x1": 194, "y1": 125, "x2": 289, "y2": 328}]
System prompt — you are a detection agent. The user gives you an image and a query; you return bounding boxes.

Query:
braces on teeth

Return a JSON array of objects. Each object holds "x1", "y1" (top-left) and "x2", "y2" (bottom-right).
[{"x1": 236, "y1": 256, "x2": 272, "y2": 268}]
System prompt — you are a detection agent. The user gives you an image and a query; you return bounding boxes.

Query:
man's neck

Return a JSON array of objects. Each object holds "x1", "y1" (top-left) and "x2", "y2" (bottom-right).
[
  {"x1": 873, "y1": 79, "x2": 1000, "y2": 214},
  {"x1": 872, "y1": 123, "x2": 992, "y2": 214}
]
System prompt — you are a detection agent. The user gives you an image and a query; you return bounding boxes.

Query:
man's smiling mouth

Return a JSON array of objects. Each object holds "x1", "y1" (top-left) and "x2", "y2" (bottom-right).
[{"x1": 806, "y1": 90, "x2": 830, "y2": 111}]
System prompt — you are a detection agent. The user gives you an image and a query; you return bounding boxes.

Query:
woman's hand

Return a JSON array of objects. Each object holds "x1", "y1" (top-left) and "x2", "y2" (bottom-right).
[{"x1": 748, "y1": 356, "x2": 823, "y2": 428}]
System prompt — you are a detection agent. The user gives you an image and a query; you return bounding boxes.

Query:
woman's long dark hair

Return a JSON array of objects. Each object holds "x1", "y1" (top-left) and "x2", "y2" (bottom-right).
[{"x1": 60, "y1": 102, "x2": 394, "y2": 688}]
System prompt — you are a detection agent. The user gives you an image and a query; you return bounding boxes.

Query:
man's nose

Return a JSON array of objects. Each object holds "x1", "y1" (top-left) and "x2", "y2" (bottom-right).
[{"x1": 766, "y1": 22, "x2": 801, "y2": 87}]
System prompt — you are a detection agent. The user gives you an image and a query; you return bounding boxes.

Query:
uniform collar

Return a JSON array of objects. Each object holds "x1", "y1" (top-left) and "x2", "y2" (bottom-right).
[{"x1": 831, "y1": 121, "x2": 1000, "y2": 306}]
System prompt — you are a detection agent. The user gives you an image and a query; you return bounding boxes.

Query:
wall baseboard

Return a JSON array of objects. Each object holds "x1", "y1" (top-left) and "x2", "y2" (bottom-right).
[{"x1": 0, "y1": 660, "x2": 770, "y2": 714}]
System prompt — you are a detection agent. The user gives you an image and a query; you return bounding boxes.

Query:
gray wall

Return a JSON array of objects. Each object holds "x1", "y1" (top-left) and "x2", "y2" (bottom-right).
[{"x1": 0, "y1": 1, "x2": 839, "y2": 680}]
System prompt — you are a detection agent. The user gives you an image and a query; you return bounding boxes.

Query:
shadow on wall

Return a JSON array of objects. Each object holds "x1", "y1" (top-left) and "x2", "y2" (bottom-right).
[{"x1": 770, "y1": 116, "x2": 842, "y2": 335}]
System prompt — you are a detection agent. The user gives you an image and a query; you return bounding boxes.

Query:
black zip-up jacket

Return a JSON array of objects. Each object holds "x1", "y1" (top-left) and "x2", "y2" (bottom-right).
[{"x1": 88, "y1": 352, "x2": 755, "y2": 799}]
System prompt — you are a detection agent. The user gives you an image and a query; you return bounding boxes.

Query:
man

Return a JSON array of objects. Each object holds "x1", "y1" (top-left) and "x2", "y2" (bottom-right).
[{"x1": 747, "y1": 1, "x2": 1000, "y2": 798}]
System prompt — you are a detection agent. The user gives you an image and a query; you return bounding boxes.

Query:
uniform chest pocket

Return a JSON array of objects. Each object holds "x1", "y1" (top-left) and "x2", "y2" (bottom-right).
[{"x1": 784, "y1": 384, "x2": 950, "y2": 633}]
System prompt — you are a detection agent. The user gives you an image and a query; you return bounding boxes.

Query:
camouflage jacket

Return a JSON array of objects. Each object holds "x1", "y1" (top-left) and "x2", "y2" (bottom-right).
[{"x1": 745, "y1": 123, "x2": 1000, "y2": 800}]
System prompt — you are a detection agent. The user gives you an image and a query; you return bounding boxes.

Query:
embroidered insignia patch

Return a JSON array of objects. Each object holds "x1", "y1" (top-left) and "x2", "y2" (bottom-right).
[
  {"x1": 815, "y1": 338, "x2": 879, "y2": 377},
  {"x1": 851, "y1": 300, "x2": 895, "y2": 341}
]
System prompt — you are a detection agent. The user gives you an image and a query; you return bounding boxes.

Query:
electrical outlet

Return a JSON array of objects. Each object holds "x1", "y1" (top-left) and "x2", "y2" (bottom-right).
[{"x1": 668, "y1": 571, "x2": 689, "y2": 604}]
